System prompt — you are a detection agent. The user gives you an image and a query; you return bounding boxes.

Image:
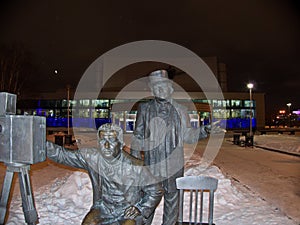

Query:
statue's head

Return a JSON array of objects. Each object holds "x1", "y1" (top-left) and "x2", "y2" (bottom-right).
[
  {"x1": 148, "y1": 69, "x2": 174, "y2": 100},
  {"x1": 97, "y1": 123, "x2": 123, "y2": 160}
]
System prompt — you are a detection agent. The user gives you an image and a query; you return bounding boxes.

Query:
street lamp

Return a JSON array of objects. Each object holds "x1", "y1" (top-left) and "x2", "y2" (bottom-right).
[
  {"x1": 247, "y1": 83, "x2": 254, "y2": 136},
  {"x1": 287, "y1": 103, "x2": 291, "y2": 127},
  {"x1": 66, "y1": 85, "x2": 71, "y2": 135}
]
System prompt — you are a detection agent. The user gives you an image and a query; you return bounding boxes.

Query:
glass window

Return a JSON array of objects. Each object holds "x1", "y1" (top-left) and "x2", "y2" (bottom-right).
[
  {"x1": 69, "y1": 100, "x2": 76, "y2": 107},
  {"x1": 62, "y1": 100, "x2": 76, "y2": 107},
  {"x1": 199, "y1": 112, "x2": 211, "y2": 126},
  {"x1": 231, "y1": 100, "x2": 242, "y2": 107},
  {"x1": 60, "y1": 109, "x2": 73, "y2": 118},
  {"x1": 74, "y1": 109, "x2": 90, "y2": 118},
  {"x1": 193, "y1": 99, "x2": 210, "y2": 104},
  {"x1": 38, "y1": 100, "x2": 61, "y2": 108},
  {"x1": 92, "y1": 109, "x2": 109, "y2": 118},
  {"x1": 92, "y1": 100, "x2": 109, "y2": 108},
  {"x1": 78, "y1": 100, "x2": 90, "y2": 107},
  {"x1": 62, "y1": 100, "x2": 68, "y2": 107},
  {"x1": 231, "y1": 109, "x2": 241, "y2": 118},
  {"x1": 48, "y1": 110, "x2": 54, "y2": 117},
  {"x1": 45, "y1": 100, "x2": 53, "y2": 108},
  {"x1": 35, "y1": 109, "x2": 58, "y2": 117},
  {"x1": 244, "y1": 100, "x2": 250, "y2": 107},
  {"x1": 212, "y1": 100, "x2": 227, "y2": 108},
  {"x1": 212, "y1": 109, "x2": 230, "y2": 119},
  {"x1": 111, "y1": 99, "x2": 124, "y2": 104},
  {"x1": 226, "y1": 100, "x2": 230, "y2": 107},
  {"x1": 241, "y1": 109, "x2": 255, "y2": 118},
  {"x1": 111, "y1": 112, "x2": 125, "y2": 122},
  {"x1": 244, "y1": 100, "x2": 256, "y2": 108}
]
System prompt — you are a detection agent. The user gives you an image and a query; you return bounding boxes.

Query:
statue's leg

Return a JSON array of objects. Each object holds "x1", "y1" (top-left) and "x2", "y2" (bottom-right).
[
  {"x1": 120, "y1": 219, "x2": 136, "y2": 225},
  {"x1": 144, "y1": 212, "x2": 154, "y2": 225},
  {"x1": 162, "y1": 190, "x2": 179, "y2": 225},
  {"x1": 120, "y1": 215, "x2": 144, "y2": 225},
  {"x1": 81, "y1": 208, "x2": 102, "y2": 225}
]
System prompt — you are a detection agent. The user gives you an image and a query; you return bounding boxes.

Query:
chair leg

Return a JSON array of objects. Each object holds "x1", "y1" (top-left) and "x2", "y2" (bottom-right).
[{"x1": 208, "y1": 191, "x2": 215, "y2": 225}]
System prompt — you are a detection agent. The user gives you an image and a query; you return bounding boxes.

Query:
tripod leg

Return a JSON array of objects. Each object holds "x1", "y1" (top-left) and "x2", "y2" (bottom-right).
[
  {"x1": 0, "y1": 170, "x2": 14, "y2": 225},
  {"x1": 18, "y1": 167, "x2": 38, "y2": 225}
]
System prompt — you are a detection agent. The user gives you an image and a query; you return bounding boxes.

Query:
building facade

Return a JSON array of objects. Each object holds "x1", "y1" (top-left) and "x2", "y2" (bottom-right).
[
  {"x1": 16, "y1": 57, "x2": 265, "y2": 132},
  {"x1": 17, "y1": 90, "x2": 265, "y2": 132}
]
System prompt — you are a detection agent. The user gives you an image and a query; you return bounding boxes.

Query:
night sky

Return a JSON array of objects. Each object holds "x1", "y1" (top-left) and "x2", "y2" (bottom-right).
[{"x1": 0, "y1": 0, "x2": 299, "y2": 120}]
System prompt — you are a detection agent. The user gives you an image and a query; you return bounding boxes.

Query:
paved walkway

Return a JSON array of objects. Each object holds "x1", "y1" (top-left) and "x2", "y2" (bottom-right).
[{"x1": 211, "y1": 137, "x2": 300, "y2": 223}]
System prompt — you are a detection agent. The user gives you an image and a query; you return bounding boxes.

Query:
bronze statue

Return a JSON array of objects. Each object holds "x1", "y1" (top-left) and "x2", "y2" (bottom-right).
[
  {"x1": 47, "y1": 123, "x2": 164, "y2": 225},
  {"x1": 131, "y1": 69, "x2": 208, "y2": 225}
]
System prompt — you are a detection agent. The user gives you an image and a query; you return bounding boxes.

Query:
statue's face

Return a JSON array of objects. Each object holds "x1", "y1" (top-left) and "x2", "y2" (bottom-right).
[
  {"x1": 98, "y1": 130, "x2": 121, "y2": 160},
  {"x1": 151, "y1": 82, "x2": 173, "y2": 100}
]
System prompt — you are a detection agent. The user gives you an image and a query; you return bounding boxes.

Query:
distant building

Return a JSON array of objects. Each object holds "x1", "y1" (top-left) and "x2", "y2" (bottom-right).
[
  {"x1": 202, "y1": 56, "x2": 228, "y2": 92},
  {"x1": 17, "y1": 57, "x2": 265, "y2": 132}
]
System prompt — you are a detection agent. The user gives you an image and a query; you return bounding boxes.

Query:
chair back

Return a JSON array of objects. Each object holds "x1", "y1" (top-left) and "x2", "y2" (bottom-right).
[{"x1": 176, "y1": 176, "x2": 218, "y2": 225}]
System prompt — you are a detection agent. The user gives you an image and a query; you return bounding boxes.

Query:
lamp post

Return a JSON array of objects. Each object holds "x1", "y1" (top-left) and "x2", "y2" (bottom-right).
[
  {"x1": 287, "y1": 102, "x2": 291, "y2": 127},
  {"x1": 66, "y1": 85, "x2": 71, "y2": 135},
  {"x1": 247, "y1": 83, "x2": 254, "y2": 136}
]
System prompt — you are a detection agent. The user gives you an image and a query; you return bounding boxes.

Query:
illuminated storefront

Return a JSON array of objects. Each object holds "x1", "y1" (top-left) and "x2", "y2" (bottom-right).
[{"x1": 17, "y1": 96, "x2": 259, "y2": 132}]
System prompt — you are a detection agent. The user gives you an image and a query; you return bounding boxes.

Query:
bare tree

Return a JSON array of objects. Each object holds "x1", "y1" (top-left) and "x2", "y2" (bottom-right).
[{"x1": 0, "y1": 43, "x2": 34, "y2": 95}]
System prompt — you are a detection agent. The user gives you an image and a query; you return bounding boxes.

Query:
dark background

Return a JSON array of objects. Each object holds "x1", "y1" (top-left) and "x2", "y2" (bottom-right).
[{"x1": 0, "y1": 0, "x2": 299, "y2": 122}]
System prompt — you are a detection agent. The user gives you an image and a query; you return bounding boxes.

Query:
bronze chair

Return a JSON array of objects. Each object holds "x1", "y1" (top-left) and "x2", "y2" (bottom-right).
[{"x1": 176, "y1": 176, "x2": 218, "y2": 225}]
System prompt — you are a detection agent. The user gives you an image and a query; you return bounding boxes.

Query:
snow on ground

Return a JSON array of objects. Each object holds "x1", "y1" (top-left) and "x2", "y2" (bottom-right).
[
  {"x1": 253, "y1": 134, "x2": 300, "y2": 155},
  {"x1": 6, "y1": 166, "x2": 296, "y2": 224},
  {"x1": 4, "y1": 133, "x2": 299, "y2": 225}
]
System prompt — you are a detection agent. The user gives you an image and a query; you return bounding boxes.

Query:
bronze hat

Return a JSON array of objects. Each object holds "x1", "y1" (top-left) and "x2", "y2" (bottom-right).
[{"x1": 148, "y1": 69, "x2": 172, "y2": 85}]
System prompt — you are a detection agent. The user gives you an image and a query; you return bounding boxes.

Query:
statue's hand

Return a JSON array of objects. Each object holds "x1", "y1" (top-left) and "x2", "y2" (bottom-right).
[
  {"x1": 204, "y1": 121, "x2": 226, "y2": 135},
  {"x1": 124, "y1": 206, "x2": 141, "y2": 219}
]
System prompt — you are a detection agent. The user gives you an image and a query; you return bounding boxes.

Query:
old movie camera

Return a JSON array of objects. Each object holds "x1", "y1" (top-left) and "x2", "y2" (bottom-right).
[{"x1": 0, "y1": 92, "x2": 46, "y2": 225}]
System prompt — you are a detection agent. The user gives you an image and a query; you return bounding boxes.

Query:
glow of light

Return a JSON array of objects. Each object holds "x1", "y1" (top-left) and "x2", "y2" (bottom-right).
[
  {"x1": 292, "y1": 110, "x2": 300, "y2": 115},
  {"x1": 247, "y1": 83, "x2": 254, "y2": 89},
  {"x1": 279, "y1": 110, "x2": 285, "y2": 114}
]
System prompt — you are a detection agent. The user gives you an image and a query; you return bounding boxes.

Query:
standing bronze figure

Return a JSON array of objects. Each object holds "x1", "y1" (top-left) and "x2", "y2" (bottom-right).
[
  {"x1": 47, "y1": 123, "x2": 164, "y2": 225},
  {"x1": 131, "y1": 69, "x2": 208, "y2": 225}
]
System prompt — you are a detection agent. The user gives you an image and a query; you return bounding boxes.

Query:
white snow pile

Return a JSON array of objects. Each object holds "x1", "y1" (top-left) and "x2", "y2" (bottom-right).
[
  {"x1": 254, "y1": 134, "x2": 300, "y2": 155},
  {"x1": 6, "y1": 165, "x2": 296, "y2": 225},
  {"x1": 7, "y1": 172, "x2": 92, "y2": 224}
]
